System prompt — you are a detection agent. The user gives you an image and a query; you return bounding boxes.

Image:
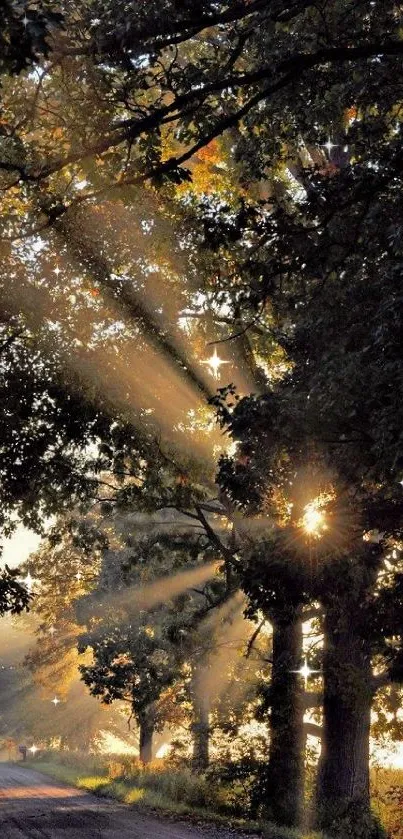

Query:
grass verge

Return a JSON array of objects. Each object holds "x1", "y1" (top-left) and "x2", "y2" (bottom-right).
[
  {"x1": 26, "y1": 753, "x2": 399, "y2": 838},
  {"x1": 27, "y1": 756, "x2": 326, "y2": 839},
  {"x1": 27, "y1": 757, "x2": 263, "y2": 834}
]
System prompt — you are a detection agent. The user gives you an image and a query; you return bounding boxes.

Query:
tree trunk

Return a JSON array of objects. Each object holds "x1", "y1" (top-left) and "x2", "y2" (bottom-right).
[
  {"x1": 265, "y1": 609, "x2": 304, "y2": 827},
  {"x1": 139, "y1": 714, "x2": 154, "y2": 764},
  {"x1": 316, "y1": 608, "x2": 373, "y2": 830},
  {"x1": 191, "y1": 677, "x2": 210, "y2": 772}
]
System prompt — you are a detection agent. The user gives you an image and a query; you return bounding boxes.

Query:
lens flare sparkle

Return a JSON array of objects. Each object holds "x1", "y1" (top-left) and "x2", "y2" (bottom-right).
[{"x1": 201, "y1": 348, "x2": 230, "y2": 380}]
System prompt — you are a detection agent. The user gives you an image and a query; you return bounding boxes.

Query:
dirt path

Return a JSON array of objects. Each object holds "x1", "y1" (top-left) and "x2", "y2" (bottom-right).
[{"x1": 0, "y1": 763, "x2": 258, "y2": 839}]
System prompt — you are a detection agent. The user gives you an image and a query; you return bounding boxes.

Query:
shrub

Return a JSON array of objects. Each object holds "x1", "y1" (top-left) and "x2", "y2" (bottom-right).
[
  {"x1": 371, "y1": 768, "x2": 403, "y2": 839},
  {"x1": 205, "y1": 758, "x2": 266, "y2": 818},
  {"x1": 124, "y1": 764, "x2": 214, "y2": 809}
]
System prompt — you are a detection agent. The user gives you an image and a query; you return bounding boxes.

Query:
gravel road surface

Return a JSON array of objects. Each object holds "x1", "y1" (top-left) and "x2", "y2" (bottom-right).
[{"x1": 0, "y1": 763, "x2": 258, "y2": 839}]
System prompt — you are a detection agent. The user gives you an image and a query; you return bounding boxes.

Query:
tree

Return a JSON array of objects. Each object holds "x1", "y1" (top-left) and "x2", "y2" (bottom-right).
[
  {"x1": 76, "y1": 521, "x2": 251, "y2": 767},
  {"x1": 207, "y1": 394, "x2": 314, "y2": 826},
  {"x1": 0, "y1": 1, "x2": 401, "y2": 238},
  {"x1": 201, "y1": 61, "x2": 403, "y2": 830},
  {"x1": 0, "y1": 2, "x2": 402, "y2": 833}
]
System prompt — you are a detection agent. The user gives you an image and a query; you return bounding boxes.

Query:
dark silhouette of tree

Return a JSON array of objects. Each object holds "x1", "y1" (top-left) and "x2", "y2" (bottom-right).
[{"x1": 0, "y1": 566, "x2": 31, "y2": 616}]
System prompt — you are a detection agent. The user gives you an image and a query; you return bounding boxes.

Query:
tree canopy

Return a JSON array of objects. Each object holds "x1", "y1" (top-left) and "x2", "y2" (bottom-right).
[{"x1": 0, "y1": 3, "x2": 403, "y2": 837}]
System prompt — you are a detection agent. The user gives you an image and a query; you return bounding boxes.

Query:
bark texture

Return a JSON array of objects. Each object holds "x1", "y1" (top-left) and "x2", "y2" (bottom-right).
[
  {"x1": 316, "y1": 606, "x2": 373, "y2": 829},
  {"x1": 139, "y1": 714, "x2": 154, "y2": 764},
  {"x1": 191, "y1": 688, "x2": 210, "y2": 772},
  {"x1": 265, "y1": 610, "x2": 304, "y2": 827}
]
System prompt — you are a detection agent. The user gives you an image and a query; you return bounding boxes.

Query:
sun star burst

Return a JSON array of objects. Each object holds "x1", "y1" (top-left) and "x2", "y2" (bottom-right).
[
  {"x1": 201, "y1": 348, "x2": 230, "y2": 379},
  {"x1": 291, "y1": 657, "x2": 322, "y2": 689}
]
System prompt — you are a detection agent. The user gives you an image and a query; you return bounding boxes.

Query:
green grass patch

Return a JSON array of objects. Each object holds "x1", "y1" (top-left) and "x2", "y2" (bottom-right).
[{"x1": 26, "y1": 760, "x2": 84, "y2": 787}]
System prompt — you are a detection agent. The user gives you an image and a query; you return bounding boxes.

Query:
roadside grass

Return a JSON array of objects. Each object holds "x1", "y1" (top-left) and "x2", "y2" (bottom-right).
[
  {"x1": 28, "y1": 756, "x2": 325, "y2": 839},
  {"x1": 25, "y1": 753, "x2": 403, "y2": 839},
  {"x1": 27, "y1": 754, "x2": 263, "y2": 833}
]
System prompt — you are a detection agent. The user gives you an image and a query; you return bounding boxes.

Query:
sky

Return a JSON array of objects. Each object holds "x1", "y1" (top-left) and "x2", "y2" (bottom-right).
[
  {"x1": 1, "y1": 525, "x2": 43, "y2": 570},
  {"x1": 0, "y1": 524, "x2": 43, "y2": 649}
]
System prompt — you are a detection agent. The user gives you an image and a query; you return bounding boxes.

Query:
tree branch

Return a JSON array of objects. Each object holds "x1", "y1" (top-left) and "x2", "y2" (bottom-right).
[
  {"x1": 61, "y1": 0, "x2": 270, "y2": 58},
  {"x1": 194, "y1": 504, "x2": 235, "y2": 564},
  {"x1": 304, "y1": 691, "x2": 322, "y2": 709},
  {"x1": 304, "y1": 721, "x2": 322, "y2": 739},
  {"x1": 245, "y1": 618, "x2": 266, "y2": 658}
]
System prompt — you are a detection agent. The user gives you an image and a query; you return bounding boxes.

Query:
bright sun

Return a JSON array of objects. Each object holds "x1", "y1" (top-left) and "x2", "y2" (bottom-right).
[{"x1": 302, "y1": 502, "x2": 325, "y2": 536}]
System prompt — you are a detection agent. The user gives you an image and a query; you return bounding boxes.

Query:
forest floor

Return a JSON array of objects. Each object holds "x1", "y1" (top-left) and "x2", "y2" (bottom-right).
[{"x1": 0, "y1": 762, "x2": 262, "y2": 839}]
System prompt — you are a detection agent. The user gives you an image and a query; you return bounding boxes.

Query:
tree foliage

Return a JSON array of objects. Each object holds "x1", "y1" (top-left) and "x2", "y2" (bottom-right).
[
  {"x1": 0, "y1": 1, "x2": 403, "y2": 833},
  {"x1": 0, "y1": 566, "x2": 31, "y2": 616}
]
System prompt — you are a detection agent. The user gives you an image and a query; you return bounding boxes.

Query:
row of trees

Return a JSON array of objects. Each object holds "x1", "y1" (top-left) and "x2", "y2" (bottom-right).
[
  {"x1": 15, "y1": 514, "x2": 255, "y2": 759},
  {"x1": 0, "y1": 1, "x2": 402, "y2": 836},
  {"x1": 17, "y1": 499, "x2": 402, "y2": 833}
]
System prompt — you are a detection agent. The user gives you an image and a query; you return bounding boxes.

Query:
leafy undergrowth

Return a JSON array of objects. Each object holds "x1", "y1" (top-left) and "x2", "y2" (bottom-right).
[{"x1": 371, "y1": 768, "x2": 403, "y2": 839}]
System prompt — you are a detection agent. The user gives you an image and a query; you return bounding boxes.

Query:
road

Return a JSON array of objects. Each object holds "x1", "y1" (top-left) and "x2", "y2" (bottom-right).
[{"x1": 0, "y1": 763, "x2": 256, "y2": 839}]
